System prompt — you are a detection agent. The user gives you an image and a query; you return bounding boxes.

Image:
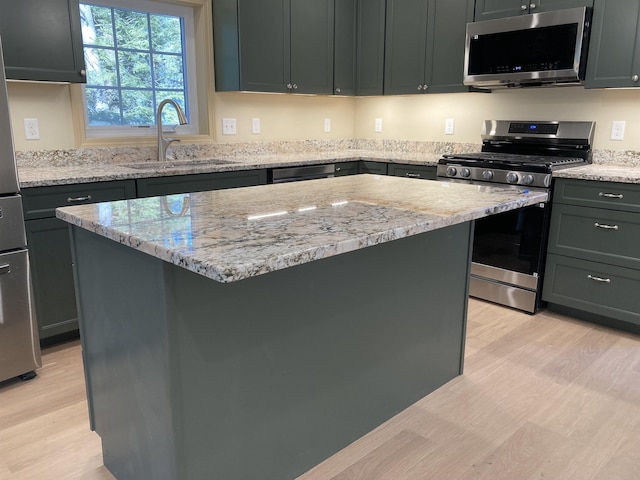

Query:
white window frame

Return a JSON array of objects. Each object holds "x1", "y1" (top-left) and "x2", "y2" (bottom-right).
[{"x1": 80, "y1": 0, "x2": 199, "y2": 138}]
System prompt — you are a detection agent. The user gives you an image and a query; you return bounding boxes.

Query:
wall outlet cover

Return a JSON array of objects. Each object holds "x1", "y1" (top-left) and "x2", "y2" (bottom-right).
[
  {"x1": 610, "y1": 120, "x2": 625, "y2": 141},
  {"x1": 222, "y1": 118, "x2": 237, "y2": 135},
  {"x1": 24, "y1": 118, "x2": 40, "y2": 140},
  {"x1": 375, "y1": 118, "x2": 383, "y2": 133}
]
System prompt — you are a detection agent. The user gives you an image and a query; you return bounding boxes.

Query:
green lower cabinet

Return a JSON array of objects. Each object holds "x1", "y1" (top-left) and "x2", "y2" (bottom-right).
[
  {"x1": 136, "y1": 169, "x2": 268, "y2": 197},
  {"x1": 387, "y1": 163, "x2": 436, "y2": 179},
  {"x1": 359, "y1": 160, "x2": 388, "y2": 175},
  {"x1": 26, "y1": 217, "x2": 80, "y2": 341},
  {"x1": 334, "y1": 161, "x2": 359, "y2": 176},
  {"x1": 543, "y1": 254, "x2": 640, "y2": 326},
  {"x1": 543, "y1": 178, "x2": 640, "y2": 331}
]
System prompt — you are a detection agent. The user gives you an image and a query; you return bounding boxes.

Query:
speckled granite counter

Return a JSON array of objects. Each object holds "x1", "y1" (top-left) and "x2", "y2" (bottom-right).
[
  {"x1": 552, "y1": 164, "x2": 640, "y2": 184},
  {"x1": 18, "y1": 150, "x2": 443, "y2": 188},
  {"x1": 57, "y1": 174, "x2": 547, "y2": 283}
]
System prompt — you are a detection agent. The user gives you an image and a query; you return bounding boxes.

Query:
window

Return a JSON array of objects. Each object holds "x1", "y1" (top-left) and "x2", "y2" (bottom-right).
[{"x1": 79, "y1": 0, "x2": 198, "y2": 137}]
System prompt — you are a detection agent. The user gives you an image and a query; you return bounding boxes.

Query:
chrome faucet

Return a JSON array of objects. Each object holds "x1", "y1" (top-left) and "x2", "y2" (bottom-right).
[{"x1": 157, "y1": 99, "x2": 188, "y2": 164}]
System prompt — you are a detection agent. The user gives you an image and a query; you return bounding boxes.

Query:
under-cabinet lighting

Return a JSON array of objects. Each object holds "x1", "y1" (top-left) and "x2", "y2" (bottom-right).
[
  {"x1": 331, "y1": 201, "x2": 349, "y2": 207},
  {"x1": 297, "y1": 206, "x2": 317, "y2": 212}
]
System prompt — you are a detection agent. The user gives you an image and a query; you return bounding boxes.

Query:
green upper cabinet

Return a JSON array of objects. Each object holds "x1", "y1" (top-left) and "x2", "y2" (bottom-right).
[
  {"x1": 356, "y1": 0, "x2": 386, "y2": 95},
  {"x1": 474, "y1": 0, "x2": 593, "y2": 21},
  {"x1": 585, "y1": 0, "x2": 640, "y2": 88},
  {"x1": 384, "y1": 0, "x2": 474, "y2": 95},
  {"x1": 334, "y1": 0, "x2": 357, "y2": 95},
  {"x1": 213, "y1": 0, "x2": 334, "y2": 94},
  {"x1": 0, "y1": 0, "x2": 86, "y2": 82}
]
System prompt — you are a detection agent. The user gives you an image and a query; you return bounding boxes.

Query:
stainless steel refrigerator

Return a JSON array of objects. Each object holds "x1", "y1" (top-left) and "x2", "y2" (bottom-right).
[{"x1": 0, "y1": 35, "x2": 41, "y2": 382}]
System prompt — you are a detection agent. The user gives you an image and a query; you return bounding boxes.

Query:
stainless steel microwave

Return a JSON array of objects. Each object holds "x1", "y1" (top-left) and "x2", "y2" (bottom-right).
[{"x1": 463, "y1": 7, "x2": 592, "y2": 89}]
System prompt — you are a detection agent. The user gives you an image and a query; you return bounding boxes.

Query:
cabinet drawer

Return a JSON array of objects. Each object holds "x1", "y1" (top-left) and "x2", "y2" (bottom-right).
[
  {"x1": 334, "y1": 162, "x2": 359, "y2": 176},
  {"x1": 547, "y1": 204, "x2": 640, "y2": 269},
  {"x1": 387, "y1": 163, "x2": 436, "y2": 180},
  {"x1": 359, "y1": 161, "x2": 388, "y2": 175},
  {"x1": 22, "y1": 180, "x2": 136, "y2": 220},
  {"x1": 543, "y1": 254, "x2": 640, "y2": 326},
  {"x1": 553, "y1": 178, "x2": 640, "y2": 213}
]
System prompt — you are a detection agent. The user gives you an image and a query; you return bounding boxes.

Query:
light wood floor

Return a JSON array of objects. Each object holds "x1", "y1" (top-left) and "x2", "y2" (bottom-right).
[{"x1": 2, "y1": 299, "x2": 640, "y2": 480}]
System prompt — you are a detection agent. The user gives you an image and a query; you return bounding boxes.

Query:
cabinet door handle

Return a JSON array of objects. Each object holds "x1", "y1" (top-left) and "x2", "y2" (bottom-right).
[
  {"x1": 587, "y1": 274, "x2": 611, "y2": 283},
  {"x1": 529, "y1": 3, "x2": 536, "y2": 9},
  {"x1": 521, "y1": 4, "x2": 528, "y2": 10},
  {"x1": 67, "y1": 195, "x2": 92, "y2": 203},
  {"x1": 633, "y1": 74, "x2": 639, "y2": 82},
  {"x1": 405, "y1": 172, "x2": 421, "y2": 178},
  {"x1": 599, "y1": 192, "x2": 624, "y2": 199},
  {"x1": 594, "y1": 222, "x2": 619, "y2": 230},
  {"x1": 0, "y1": 263, "x2": 10, "y2": 275}
]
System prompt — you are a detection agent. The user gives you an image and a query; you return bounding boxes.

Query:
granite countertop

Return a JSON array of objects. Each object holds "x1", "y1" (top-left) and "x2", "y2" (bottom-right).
[
  {"x1": 17, "y1": 150, "x2": 443, "y2": 188},
  {"x1": 552, "y1": 164, "x2": 640, "y2": 184},
  {"x1": 56, "y1": 175, "x2": 548, "y2": 283}
]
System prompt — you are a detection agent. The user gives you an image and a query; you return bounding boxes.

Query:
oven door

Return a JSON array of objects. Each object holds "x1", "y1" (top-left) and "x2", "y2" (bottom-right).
[{"x1": 470, "y1": 201, "x2": 550, "y2": 312}]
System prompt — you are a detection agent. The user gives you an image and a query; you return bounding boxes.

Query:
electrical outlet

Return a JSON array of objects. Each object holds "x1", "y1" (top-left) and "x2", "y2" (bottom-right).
[
  {"x1": 445, "y1": 118, "x2": 455, "y2": 135},
  {"x1": 252, "y1": 117, "x2": 261, "y2": 134},
  {"x1": 24, "y1": 118, "x2": 40, "y2": 140},
  {"x1": 222, "y1": 118, "x2": 237, "y2": 135},
  {"x1": 375, "y1": 118, "x2": 383, "y2": 133},
  {"x1": 324, "y1": 118, "x2": 331, "y2": 133},
  {"x1": 610, "y1": 120, "x2": 625, "y2": 141}
]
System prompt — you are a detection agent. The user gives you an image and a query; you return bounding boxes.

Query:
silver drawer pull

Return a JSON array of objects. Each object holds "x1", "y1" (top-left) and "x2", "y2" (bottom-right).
[
  {"x1": 67, "y1": 195, "x2": 92, "y2": 203},
  {"x1": 594, "y1": 222, "x2": 619, "y2": 230},
  {"x1": 587, "y1": 274, "x2": 611, "y2": 283},
  {"x1": 599, "y1": 192, "x2": 624, "y2": 199},
  {"x1": 405, "y1": 173, "x2": 421, "y2": 178},
  {"x1": 0, "y1": 263, "x2": 10, "y2": 275}
]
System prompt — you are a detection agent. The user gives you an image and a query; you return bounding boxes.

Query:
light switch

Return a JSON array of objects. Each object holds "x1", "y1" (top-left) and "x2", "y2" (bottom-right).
[
  {"x1": 324, "y1": 118, "x2": 331, "y2": 133},
  {"x1": 445, "y1": 118, "x2": 455, "y2": 135},
  {"x1": 252, "y1": 117, "x2": 261, "y2": 134},
  {"x1": 375, "y1": 118, "x2": 383, "y2": 133}
]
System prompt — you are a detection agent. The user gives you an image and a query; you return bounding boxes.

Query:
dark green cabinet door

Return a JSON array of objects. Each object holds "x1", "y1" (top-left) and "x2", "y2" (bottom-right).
[
  {"x1": 534, "y1": 0, "x2": 593, "y2": 12},
  {"x1": 290, "y1": 0, "x2": 334, "y2": 94},
  {"x1": 359, "y1": 161, "x2": 388, "y2": 175},
  {"x1": 426, "y1": 0, "x2": 475, "y2": 93},
  {"x1": 0, "y1": 0, "x2": 86, "y2": 82},
  {"x1": 356, "y1": 0, "x2": 386, "y2": 95},
  {"x1": 334, "y1": 0, "x2": 357, "y2": 95},
  {"x1": 474, "y1": 0, "x2": 593, "y2": 20},
  {"x1": 585, "y1": 0, "x2": 640, "y2": 88},
  {"x1": 473, "y1": 0, "x2": 529, "y2": 20},
  {"x1": 387, "y1": 163, "x2": 436, "y2": 179},
  {"x1": 213, "y1": 0, "x2": 241, "y2": 91},
  {"x1": 26, "y1": 218, "x2": 79, "y2": 342},
  {"x1": 335, "y1": 162, "x2": 359, "y2": 176},
  {"x1": 238, "y1": 0, "x2": 290, "y2": 92},
  {"x1": 384, "y1": 0, "x2": 428, "y2": 95}
]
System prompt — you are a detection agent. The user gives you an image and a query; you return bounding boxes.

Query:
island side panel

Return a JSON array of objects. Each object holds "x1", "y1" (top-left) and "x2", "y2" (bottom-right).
[
  {"x1": 70, "y1": 227, "x2": 177, "y2": 480},
  {"x1": 166, "y1": 222, "x2": 473, "y2": 480}
]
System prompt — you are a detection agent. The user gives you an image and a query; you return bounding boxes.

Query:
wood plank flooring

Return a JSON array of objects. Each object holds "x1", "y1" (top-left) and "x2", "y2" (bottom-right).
[{"x1": 1, "y1": 299, "x2": 639, "y2": 479}]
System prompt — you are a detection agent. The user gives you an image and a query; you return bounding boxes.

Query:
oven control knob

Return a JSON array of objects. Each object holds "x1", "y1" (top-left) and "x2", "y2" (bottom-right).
[
  {"x1": 446, "y1": 166, "x2": 457, "y2": 177},
  {"x1": 522, "y1": 174, "x2": 535, "y2": 185},
  {"x1": 506, "y1": 172, "x2": 520, "y2": 184},
  {"x1": 460, "y1": 168, "x2": 471, "y2": 178},
  {"x1": 482, "y1": 170, "x2": 494, "y2": 180}
]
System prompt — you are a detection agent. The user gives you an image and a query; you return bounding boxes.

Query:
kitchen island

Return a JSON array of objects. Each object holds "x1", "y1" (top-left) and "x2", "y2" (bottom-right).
[{"x1": 57, "y1": 175, "x2": 547, "y2": 480}]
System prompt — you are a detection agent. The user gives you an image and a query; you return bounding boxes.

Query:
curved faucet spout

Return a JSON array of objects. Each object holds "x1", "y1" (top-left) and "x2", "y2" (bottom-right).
[{"x1": 157, "y1": 99, "x2": 188, "y2": 163}]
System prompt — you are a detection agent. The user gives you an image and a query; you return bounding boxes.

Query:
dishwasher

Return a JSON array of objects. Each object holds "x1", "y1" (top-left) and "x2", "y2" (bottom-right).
[{"x1": 270, "y1": 164, "x2": 335, "y2": 183}]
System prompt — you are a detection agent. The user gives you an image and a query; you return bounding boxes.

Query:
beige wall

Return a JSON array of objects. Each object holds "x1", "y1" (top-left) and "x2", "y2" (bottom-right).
[
  {"x1": 354, "y1": 87, "x2": 640, "y2": 151},
  {"x1": 7, "y1": 79, "x2": 640, "y2": 152}
]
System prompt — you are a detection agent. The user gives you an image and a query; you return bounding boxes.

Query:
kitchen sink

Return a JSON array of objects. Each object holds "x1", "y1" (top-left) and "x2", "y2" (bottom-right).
[{"x1": 122, "y1": 159, "x2": 238, "y2": 170}]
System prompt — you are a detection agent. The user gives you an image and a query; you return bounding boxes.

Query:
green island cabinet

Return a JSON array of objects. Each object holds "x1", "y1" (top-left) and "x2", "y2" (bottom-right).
[
  {"x1": 22, "y1": 181, "x2": 136, "y2": 343},
  {"x1": 384, "y1": 0, "x2": 474, "y2": 95},
  {"x1": 585, "y1": 0, "x2": 640, "y2": 88},
  {"x1": 213, "y1": 0, "x2": 334, "y2": 94},
  {"x1": 473, "y1": 0, "x2": 593, "y2": 21},
  {"x1": 0, "y1": 0, "x2": 86, "y2": 82},
  {"x1": 543, "y1": 179, "x2": 640, "y2": 330}
]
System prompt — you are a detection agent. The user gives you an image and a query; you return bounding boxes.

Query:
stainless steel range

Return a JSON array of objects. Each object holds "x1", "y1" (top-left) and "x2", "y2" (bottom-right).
[{"x1": 437, "y1": 120, "x2": 595, "y2": 313}]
